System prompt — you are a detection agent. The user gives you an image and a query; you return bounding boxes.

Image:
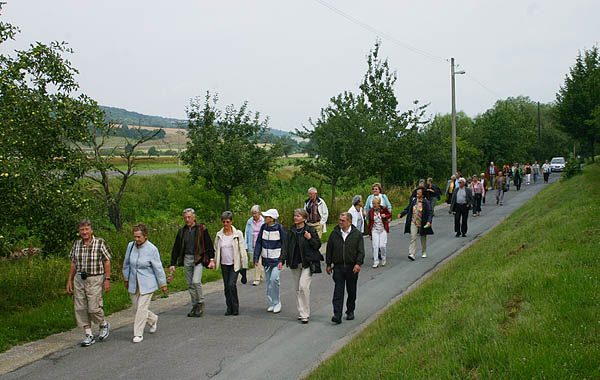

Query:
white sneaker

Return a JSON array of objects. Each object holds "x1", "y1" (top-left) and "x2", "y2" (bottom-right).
[
  {"x1": 132, "y1": 336, "x2": 144, "y2": 343},
  {"x1": 273, "y1": 303, "x2": 282, "y2": 313},
  {"x1": 149, "y1": 317, "x2": 158, "y2": 334},
  {"x1": 267, "y1": 305, "x2": 274, "y2": 312},
  {"x1": 408, "y1": 254, "x2": 415, "y2": 261},
  {"x1": 421, "y1": 253, "x2": 427, "y2": 258},
  {"x1": 382, "y1": 259, "x2": 387, "y2": 266},
  {"x1": 372, "y1": 263, "x2": 378, "y2": 268},
  {"x1": 97, "y1": 321, "x2": 110, "y2": 341},
  {"x1": 81, "y1": 334, "x2": 95, "y2": 347}
]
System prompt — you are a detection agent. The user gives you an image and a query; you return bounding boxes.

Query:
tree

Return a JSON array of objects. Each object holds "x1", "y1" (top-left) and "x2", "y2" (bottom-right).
[
  {"x1": 555, "y1": 46, "x2": 600, "y2": 161},
  {"x1": 359, "y1": 40, "x2": 427, "y2": 187},
  {"x1": 296, "y1": 91, "x2": 368, "y2": 208},
  {"x1": 78, "y1": 119, "x2": 162, "y2": 231},
  {"x1": 0, "y1": 6, "x2": 98, "y2": 255},
  {"x1": 182, "y1": 92, "x2": 278, "y2": 210},
  {"x1": 147, "y1": 146, "x2": 159, "y2": 156}
]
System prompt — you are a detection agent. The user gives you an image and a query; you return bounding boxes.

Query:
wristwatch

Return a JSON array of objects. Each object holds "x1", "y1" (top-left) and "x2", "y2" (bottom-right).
[{"x1": 104, "y1": 277, "x2": 111, "y2": 281}]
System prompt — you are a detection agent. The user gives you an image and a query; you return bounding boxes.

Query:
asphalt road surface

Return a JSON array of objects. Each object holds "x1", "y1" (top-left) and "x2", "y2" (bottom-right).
[{"x1": 1, "y1": 176, "x2": 557, "y2": 380}]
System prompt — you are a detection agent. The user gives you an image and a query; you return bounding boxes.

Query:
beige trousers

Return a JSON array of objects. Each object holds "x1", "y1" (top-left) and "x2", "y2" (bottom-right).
[
  {"x1": 73, "y1": 275, "x2": 105, "y2": 328},
  {"x1": 130, "y1": 291, "x2": 157, "y2": 337},
  {"x1": 307, "y1": 222, "x2": 323, "y2": 239},
  {"x1": 409, "y1": 223, "x2": 427, "y2": 256},
  {"x1": 292, "y1": 267, "x2": 312, "y2": 319},
  {"x1": 254, "y1": 255, "x2": 265, "y2": 282}
]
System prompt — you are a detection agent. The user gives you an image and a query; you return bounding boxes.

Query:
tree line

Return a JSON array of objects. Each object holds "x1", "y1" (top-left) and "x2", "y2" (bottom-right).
[{"x1": 0, "y1": 5, "x2": 597, "y2": 256}]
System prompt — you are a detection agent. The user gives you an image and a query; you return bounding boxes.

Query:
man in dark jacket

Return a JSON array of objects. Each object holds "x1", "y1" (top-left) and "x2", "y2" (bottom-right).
[
  {"x1": 326, "y1": 212, "x2": 365, "y2": 324},
  {"x1": 170, "y1": 208, "x2": 215, "y2": 317},
  {"x1": 450, "y1": 179, "x2": 473, "y2": 237}
]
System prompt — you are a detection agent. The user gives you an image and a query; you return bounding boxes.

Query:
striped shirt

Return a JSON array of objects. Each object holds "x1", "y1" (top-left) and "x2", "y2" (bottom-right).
[{"x1": 69, "y1": 236, "x2": 112, "y2": 275}]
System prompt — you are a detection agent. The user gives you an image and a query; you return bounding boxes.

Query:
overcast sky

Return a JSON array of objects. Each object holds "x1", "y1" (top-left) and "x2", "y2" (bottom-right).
[{"x1": 2, "y1": 1, "x2": 599, "y2": 131}]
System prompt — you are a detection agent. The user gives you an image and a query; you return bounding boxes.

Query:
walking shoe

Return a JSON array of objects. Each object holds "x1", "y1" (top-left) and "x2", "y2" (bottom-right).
[
  {"x1": 455, "y1": 232, "x2": 461, "y2": 237},
  {"x1": 267, "y1": 305, "x2": 274, "y2": 312},
  {"x1": 421, "y1": 253, "x2": 427, "y2": 258},
  {"x1": 240, "y1": 269, "x2": 247, "y2": 284},
  {"x1": 149, "y1": 317, "x2": 158, "y2": 333},
  {"x1": 372, "y1": 263, "x2": 379, "y2": 268},
  {"x1": 301, "y1": 317, "x2": 309, "y2": 324},
  {"x1": 98, "y1": 321, "x2": 110, "y2": 341},
  {"x1": 191, "y1": 303, "x2": 204, "y2": 317},
  {"x1": 81, "y1": 334, "x2": 96, "y2": 347},
  {"x1": 462, "y1": 233, "x2": 467, "y2": 237},
  {"x1": 408, "y1": 254, "x2": 415, "y2": 261},
  {"x1": 232, "y1": 309, "x2": 239, "y2": 316},
  {"x1": 345, "y1": 312, "x2": 355, "y2": 320},
  {"x1": 225, "y1": 309, "x2": 233, "y2": 316},
  {"x1": 273, "y1": 303, "x2": 282, "y2": 313},
  {"x1": 132, "y1": 336, "x2": 144, "y2": 343},
  {"x1": 331, "y1": 315, "x2": 342, "y2": 324},
  {"x1": 382, "y1": 258, "x2": 387, "y2": 266},
  {"x1": 187, "y1": 305, "x2": 198, "y2": 317},
  {"x1": 253, "y1": 280, "x2": 260, "y2": 286}
]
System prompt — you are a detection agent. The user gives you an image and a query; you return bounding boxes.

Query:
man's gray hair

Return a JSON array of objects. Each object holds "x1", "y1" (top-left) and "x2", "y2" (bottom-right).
[
  {"x1": 183, "y1": 208, "x2": 195, "y2": 216},
  {"x1": 341, "y1": 211, "x2": 352, "y2": 221},
  {"x1": 427, "y1": 177, "x2": 433, "y2": 182},
  {"x1": 352, "y1": 195, "x2": 362, "y2": 206},
  {"x1": 78, "y1": 219, "x2": 92, "y2": 228},
  {"x1": 308, "y1": 187, "x2": 317, "y2": 194},
  {"x1": 221, "y1": 211, "x2": 234, "y2": 220},
  {"x1": 250, "y1": 205, "x2": 261, "y2": 214},
  {"x1": 419, "y1": 178, "x2": 425, "y2": 184}
]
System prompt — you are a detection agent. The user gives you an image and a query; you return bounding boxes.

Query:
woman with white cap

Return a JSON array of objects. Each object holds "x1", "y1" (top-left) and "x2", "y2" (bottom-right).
[{"x1": 253, "y1": 209, "x2": 287, "y2": 313}]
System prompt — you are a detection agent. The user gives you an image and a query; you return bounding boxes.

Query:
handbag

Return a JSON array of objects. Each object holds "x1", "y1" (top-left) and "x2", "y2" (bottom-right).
[{"x1": 310, "y1": 261, "x2": 322, "y2": 274}]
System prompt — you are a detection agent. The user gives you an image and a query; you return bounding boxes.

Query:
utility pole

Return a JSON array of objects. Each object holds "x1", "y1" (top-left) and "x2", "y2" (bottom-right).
[
  {"x1": 537, "y1": 102, "x2": 542, "y2": 160},
  {"x1": 451, "y1": 58, "x2": 465, "y2": 176}
]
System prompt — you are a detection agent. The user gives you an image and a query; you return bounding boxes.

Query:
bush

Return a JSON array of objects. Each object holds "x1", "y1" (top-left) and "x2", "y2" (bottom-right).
[{"x1": 562, "y1": 157, "x2": 582, "y2": 179}]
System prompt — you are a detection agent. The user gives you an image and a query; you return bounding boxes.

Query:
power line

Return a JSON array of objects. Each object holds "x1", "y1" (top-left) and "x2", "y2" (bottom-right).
[
  {"x1": 313, "y1": 0, "x2": 447, "y2": 64},
  {"x1": 313, "y1": 0, "x2": 503, "y2": 99}
]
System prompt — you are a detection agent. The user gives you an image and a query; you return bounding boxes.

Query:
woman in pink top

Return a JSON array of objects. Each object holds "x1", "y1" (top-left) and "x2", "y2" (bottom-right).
[{"x1": 469, "y1": 175, "x2": 485, "y2": 217}]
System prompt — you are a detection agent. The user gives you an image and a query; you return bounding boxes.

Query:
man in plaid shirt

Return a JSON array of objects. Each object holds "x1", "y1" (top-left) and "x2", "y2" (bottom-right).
[{"x1": 66, "y1": 219, "x2": 112, "y2": 347}]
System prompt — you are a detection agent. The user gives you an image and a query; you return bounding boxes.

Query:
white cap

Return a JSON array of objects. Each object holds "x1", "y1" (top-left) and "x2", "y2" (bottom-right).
[{"x1": 262, "y1": 209, "x2": 279, "y2": 219}]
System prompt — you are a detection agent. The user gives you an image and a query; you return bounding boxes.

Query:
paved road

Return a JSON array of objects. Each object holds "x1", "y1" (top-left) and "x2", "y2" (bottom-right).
[{"x1": 1, "y1": 177, "x2": 557, "y2": 380}]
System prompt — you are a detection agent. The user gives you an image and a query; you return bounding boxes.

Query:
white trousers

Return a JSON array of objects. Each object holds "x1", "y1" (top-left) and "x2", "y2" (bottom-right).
[
  {"x1": 292, "y1": 267, "x2": 312, "y2": 319},
  {"x1": 409, "y1": 223, "x2": 427, "y2": 256},
  {"x1": 130, "y1": 291, "x2": 157, "y2": 337},
  {"x1": 372, "y1": 230, "x2": 387, "y2": 265}
]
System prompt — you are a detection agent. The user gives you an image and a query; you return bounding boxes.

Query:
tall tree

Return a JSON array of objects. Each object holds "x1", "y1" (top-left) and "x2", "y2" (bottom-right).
[
  {"x1": 555, "y1": 46, "x2": 600, "y2": 161},
  {"x1": 296, "y1": 91, "x2": 368, "y2": 208},
  {"x1": 0, "y1": 5, "x2": 97, "y2": 254},
  {"x1": 359, "y1": 40, "x2": 427, "y2": 187},
  {"x1": 182, "y1": 92, "x2": 278, "y2": 210}
]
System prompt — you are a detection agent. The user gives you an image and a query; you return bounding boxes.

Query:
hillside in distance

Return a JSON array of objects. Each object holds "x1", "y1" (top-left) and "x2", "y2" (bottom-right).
[{"x1": 100, "y1": 105, "x2": 293, "y2": 137}]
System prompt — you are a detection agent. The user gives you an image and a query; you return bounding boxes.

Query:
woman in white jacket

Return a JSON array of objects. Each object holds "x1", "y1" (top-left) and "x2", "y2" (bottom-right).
[{"x1": 214, "y1": 211, "x2": 249, "y2": 316}]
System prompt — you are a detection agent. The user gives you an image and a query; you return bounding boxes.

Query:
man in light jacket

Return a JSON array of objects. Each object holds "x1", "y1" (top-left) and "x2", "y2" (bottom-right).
[
  {"x1": 450, "y1": 178, "x2": 473, "y2": 237},
  {"x1": 304, "y1": 187, "x2": 328, "y2": 238}
]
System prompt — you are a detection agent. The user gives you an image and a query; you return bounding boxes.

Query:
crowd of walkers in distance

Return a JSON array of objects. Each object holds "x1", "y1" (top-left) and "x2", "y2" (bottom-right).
[{"x1": 66, "y1": 160, "x2": 553, "y2": 346}]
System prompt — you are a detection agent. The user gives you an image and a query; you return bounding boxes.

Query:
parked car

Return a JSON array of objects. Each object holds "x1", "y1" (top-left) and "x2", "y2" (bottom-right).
[{"x1": 550, "y1": 157, "x2": 566, "y2": 172}]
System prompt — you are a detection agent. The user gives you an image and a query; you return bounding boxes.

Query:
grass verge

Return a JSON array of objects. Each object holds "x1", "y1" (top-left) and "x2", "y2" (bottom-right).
[{"x1": 306, "y1": 164, "x2": 600, "y2": 379}]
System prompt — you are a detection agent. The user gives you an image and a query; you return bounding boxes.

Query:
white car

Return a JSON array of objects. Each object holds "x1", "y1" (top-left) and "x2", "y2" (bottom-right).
[{"x1": 550, "y1": 157, "x2": 566, "y2": 172}]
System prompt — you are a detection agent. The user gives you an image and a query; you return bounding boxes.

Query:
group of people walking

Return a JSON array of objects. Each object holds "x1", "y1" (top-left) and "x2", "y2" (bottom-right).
[{"x1": 66, "y1": 163, "x2": 551, "y2": 347}]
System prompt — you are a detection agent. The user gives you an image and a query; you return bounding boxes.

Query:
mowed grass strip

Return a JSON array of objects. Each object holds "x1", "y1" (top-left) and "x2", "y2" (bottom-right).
[{"x1": 307, "y1": 164, "x2": 600, "y2": 380}]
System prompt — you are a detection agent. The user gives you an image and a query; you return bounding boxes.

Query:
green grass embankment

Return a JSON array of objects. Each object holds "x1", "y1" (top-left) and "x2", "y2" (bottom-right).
[{"x1": 307, "y1": 164, "x2": 600, "y2": 379}]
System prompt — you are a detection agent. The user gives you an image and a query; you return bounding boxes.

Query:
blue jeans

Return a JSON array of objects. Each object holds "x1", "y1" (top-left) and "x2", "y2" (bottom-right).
[{"x1": 264, "y1": 265, "x2": 281, "y2": 306}]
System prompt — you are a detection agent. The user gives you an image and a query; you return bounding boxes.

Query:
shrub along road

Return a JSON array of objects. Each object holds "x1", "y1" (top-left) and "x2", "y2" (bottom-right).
[{"x1": 1, "y1": 175, "x2": 559, "y2": 380}]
